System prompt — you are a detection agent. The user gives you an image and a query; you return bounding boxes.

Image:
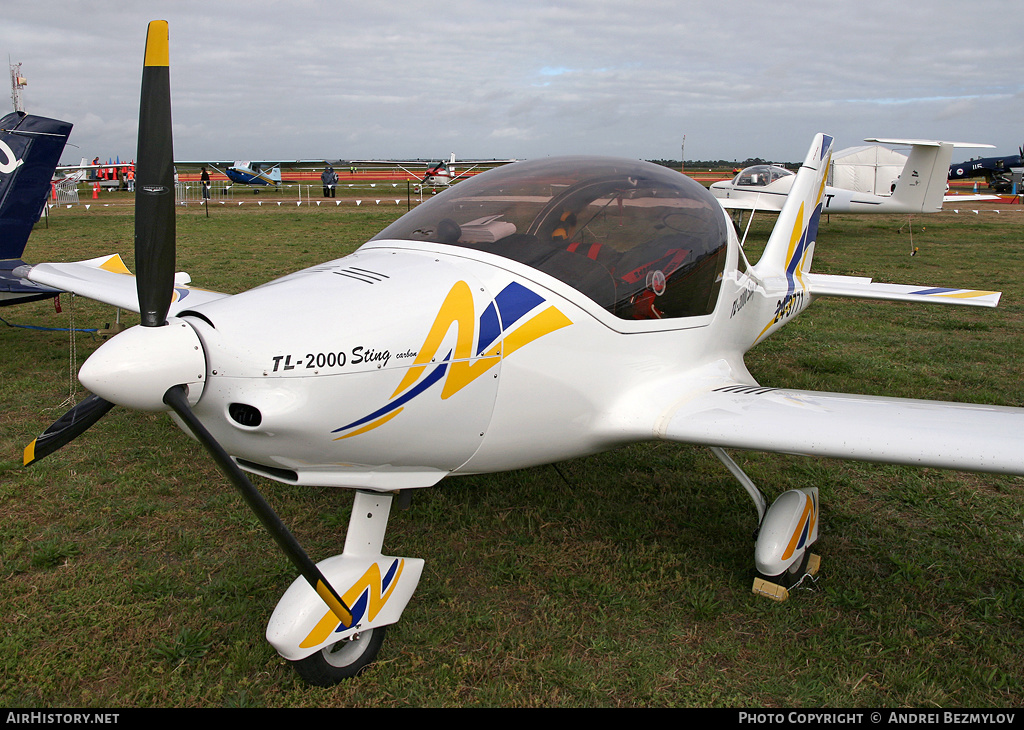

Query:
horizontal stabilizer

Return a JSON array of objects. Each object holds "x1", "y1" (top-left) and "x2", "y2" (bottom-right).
[
  {"x1": 806, "y1": 273, "x2": 1000, "y2": 307},
  {"x1": 0, "y1": 258, "x2": 60, "y2": 306},
  {"x1": 943, "y1": 193, "x2": 1002, "y2": 202},
  {"x1": 865, "y1": 138, "x2": 995, "y2": 150},
  {"x1": 16, "y1": 254, "x2": 230, "y2": 314},
  {"x1": 716, "y1": 195, "x2": 785, "y2": 212},
  {"x1": 657, "y1": 385, "x2": 1024, "y2": 476}
]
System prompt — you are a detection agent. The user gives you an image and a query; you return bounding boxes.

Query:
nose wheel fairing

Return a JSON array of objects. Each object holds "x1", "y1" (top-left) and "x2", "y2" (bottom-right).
[{"x1": 267, "y1": 491, "x2": 424, "y2": 662}]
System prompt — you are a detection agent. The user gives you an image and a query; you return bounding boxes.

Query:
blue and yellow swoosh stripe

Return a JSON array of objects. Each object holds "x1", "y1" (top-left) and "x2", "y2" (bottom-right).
[{"x1": 332, "y1": 281, "x2": 571, "y2": 439}]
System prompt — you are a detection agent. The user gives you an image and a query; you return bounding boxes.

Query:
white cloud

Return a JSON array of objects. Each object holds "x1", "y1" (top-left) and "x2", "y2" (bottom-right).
[{"x1": 2, "y1": 0, "x2": 1021, "y2": 164}]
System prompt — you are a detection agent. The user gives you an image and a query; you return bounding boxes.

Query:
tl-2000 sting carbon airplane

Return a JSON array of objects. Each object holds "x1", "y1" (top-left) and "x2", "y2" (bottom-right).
[{"x1": 17, "y1": 22, "x2": 1024, "y2": 686}]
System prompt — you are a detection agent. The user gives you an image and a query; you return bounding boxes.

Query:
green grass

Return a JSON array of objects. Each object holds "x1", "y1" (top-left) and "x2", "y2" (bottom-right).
[{"x1": 1, "y1": 202, "x2": 1023, "y2": 707}]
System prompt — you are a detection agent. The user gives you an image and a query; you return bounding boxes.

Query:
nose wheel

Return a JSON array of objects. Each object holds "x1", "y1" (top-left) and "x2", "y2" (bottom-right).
[{"x1": 290, "y1": 626, "x2": 388, "y2": 686}]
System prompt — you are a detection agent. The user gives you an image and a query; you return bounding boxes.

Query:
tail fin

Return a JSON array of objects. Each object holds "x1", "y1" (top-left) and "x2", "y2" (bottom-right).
[
  {"x1": 752, "y1": 133, "x2": 833, "y2": 283},
  {"x1": 866, "y1": 138, "x2": 953, "y2": 213},
  {"x1": 0, "y1": 111, "x2": 73, "y2": 260}
]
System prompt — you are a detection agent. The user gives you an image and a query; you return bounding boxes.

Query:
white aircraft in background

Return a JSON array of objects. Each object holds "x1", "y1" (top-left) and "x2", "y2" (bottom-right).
[
  {"x1": 53, "y1": 158, "x2": 134, "y2": 187},
  {"x1": 710, "y1": 138, "x2": 998, "y2": 214},
  {"x1": 351, "y1": 153, "x2": 517, "y2": 188},
  {"x1": 18, "y1": 22, "x2": 1024, "y2": 687}
]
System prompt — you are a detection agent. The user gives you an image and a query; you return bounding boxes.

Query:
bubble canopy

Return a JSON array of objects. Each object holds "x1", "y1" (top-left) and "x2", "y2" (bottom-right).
[
  {"x1": 731, "y1": 164, "x2": 793, "y2": 187},
  {"x1": 372, "y1": 156, "x2": 730, "y2": 320}
]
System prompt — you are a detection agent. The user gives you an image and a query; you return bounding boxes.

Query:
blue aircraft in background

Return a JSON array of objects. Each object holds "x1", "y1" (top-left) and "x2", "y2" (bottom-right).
[
  {"x1": 178, "y1": 160, "x2": 324, "y2": 190},
  {"x1": 949, "y1": 146, "x2": 1023, "y2": 193}
]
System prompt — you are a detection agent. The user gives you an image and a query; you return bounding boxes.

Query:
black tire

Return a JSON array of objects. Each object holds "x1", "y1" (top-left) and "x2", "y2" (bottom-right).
[
  {"x1": 755, "y1": 550, "x2": 812, "y2": 590},
  {"x1": 289, "y1": 626, "x2": 387, "y2": 686}
]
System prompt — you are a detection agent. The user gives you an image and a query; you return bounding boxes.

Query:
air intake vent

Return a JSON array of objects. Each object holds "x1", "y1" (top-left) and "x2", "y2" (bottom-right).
[
  {"x1": 228, "y1": 402, "x2": 262, "y2": 427},
  {"x1": 333, "y1": 266, "x2": 390, "y2": 284},
  {"x1": 236, "y1": 459, "x2": 299, "y2": 483}
]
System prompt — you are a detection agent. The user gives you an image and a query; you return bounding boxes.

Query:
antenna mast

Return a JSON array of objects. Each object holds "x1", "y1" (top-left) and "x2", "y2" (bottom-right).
[{"x1": 10, "y1": 61, "x2": 27, "y2": 112}]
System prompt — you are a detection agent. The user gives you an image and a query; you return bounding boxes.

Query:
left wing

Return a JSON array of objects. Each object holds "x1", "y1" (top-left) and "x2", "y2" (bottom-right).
[
  {"x1": 657, "y1": 384, "x2": 1024, "y2": 476},
  {"x1": 15, "y1": 254, "x2": 230, "y2": 314},
  {"x1": 805, "y1": 273, "x2": 1001, "y2": 307}
]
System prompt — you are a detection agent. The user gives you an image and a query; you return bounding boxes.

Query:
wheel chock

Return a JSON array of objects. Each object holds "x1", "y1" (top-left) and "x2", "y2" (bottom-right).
[
  {"x1": 752, "y1": 576, "x2": 789, "y2": 602},
  {"x1": 751, "y1": 554, "x2": 821, "y2": 602}
]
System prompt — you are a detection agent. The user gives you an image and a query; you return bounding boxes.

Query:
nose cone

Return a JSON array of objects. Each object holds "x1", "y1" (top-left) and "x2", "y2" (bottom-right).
[{"x1": 78, "y1": 318, "x2": 207, "y2": 411}]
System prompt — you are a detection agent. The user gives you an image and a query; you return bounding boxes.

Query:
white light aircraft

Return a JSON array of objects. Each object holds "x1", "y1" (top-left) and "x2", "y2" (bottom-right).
[
  {"x1": 52, "y1": 159, "x2": 135, "y2": 189},
  {"x1": 352, "y1": 153, "x2": 517, "y2": 188},
  {"x1": 710, "y1": 139, "x2": 997, "y2": 214},
  {"x1": 17, "y1": 22, "x2": 1024, "y2": 686}
]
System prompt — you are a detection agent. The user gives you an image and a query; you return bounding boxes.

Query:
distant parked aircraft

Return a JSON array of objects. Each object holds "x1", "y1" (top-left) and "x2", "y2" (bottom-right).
[
  {"x1": 711, "y1": 139, "x2": 996, "y2": 214},
  {"x1": 351, "y1": 153, "x2": 517, "y2": 188},
  {"x1": 949, "y1": 146, "x2": 1023, "y2": 193}
]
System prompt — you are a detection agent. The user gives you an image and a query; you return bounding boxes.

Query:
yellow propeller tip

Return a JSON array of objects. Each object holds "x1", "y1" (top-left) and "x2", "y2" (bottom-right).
[
  {"x1": 144, "y1": 20, "x2": 169, "y2": 67},
  {"x1": 23, "y1": 439, "x2": 37, "y2": 466}
]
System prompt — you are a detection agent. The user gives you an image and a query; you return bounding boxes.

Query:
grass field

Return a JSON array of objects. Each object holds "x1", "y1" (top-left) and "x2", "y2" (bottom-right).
[{"x1": 2, "y1": 199, "x2": 1023, "y2": 708}]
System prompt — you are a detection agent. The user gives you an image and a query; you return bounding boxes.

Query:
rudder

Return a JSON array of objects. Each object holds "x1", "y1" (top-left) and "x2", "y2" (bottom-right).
[
  {"x1": 0, "y1": 112, "x2": 73, "y2": 260},
  {"x1": 752, "y1": 133, "x2": 833, "y2": 284}
]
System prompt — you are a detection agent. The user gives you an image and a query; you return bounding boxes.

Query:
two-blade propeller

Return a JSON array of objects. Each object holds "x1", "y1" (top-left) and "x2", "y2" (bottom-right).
[
  {"x1": 23, "y1": 21, "x2": 176, "y2": 467},
  {"x1": 23, "y1": 21, "x2": 353, "y2": 629}
]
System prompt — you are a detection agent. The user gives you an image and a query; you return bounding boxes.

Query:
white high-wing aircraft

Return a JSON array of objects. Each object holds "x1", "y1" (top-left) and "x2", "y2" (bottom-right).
[
  {"x1": 710, "y1": 138, "x2": 997, "y2": 214},
  {"x1": 351, "y1": 153, "x2": 517, "y2": 188},
  {"x1": 17, "y1": 22, "x2": 1024, "y2": 686},
  {"x1": 175, "y1": 160, "x2": 324, "y2": 189}
]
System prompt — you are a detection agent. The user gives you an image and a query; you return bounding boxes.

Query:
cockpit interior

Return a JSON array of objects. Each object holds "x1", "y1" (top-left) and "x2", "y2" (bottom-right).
[{"x1": 373, "y1": 157, "x2": 730, "y2": 321}]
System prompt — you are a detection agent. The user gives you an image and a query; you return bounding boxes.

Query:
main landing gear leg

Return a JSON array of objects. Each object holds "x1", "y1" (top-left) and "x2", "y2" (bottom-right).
[{"x1": 709, "y1": 447, "x2": 821, "y2": 601}]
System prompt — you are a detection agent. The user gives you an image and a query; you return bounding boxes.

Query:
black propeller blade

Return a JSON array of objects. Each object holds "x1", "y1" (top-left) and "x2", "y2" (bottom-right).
[
  {"x1": 23, "y1": 394, "x2": 115, "y2": 466},
  {"x1": 162, "y1": 386, "x2": 354, "y2": 627},
  {"x1": 134, "y1": 20, "x2": 176, "y2": 328}
]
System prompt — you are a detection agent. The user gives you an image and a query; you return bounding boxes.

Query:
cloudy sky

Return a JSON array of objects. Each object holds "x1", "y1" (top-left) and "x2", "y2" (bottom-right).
[{"x1": 4, "y1": 1, "x2": 1022, "y2": 166}]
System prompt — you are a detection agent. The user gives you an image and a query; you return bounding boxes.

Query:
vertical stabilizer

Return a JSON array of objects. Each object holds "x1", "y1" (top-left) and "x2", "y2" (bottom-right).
[
  {"x1": 752, "y1": 133, "x2": 833, "y2": 283},
  {"x1": 0, "y1": 112, "x2": 73, "y2": 260},
  {"x1": 874, "y1": 139, "x2": 953, "y2": 213}
]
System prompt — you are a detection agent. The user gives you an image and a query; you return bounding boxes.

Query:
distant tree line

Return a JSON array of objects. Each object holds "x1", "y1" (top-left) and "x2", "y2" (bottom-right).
[{"x1": 646, "y1": 158, "x2": 797, "y2": 170}]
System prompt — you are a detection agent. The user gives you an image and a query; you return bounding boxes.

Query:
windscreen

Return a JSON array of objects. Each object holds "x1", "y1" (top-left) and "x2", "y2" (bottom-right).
[
  {"x1": 373, "y1": 156, "x2": 729, "y2": 320},
  {"x1": 733, "y1": 165, "x2": 792, "y2": 186}
]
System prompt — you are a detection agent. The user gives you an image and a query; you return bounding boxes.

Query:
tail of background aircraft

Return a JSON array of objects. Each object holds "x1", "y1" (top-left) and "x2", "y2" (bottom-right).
[
  {"x1": 0, "y1": 111, "x2": 73, "y2": 306},
  {"x1": 0, "y1": 111, "x2": 74, "y2": 260},
  {"x1": 743, "y1": 133, "x2": 1001, "y2": 349},
  {"x1": 867, "y1": 138, "x2": 954, "y2": 213}
]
